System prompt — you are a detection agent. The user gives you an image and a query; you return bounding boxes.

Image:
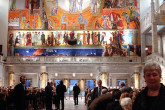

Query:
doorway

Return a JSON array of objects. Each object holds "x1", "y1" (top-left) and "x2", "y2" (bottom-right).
[
  {"x1": 69, "y1": 80, "x2": 78, "y2": 96},
  {"x1": 86, "y1": 80, "x2": 94, "y2": 89},
  {"x1": 25, "y1": 79, "x2": 31, "y2": 87}
]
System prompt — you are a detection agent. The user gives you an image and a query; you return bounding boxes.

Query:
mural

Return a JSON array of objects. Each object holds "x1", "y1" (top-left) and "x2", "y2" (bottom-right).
[{"x1": 8, "y1": 0, "x2": 140, "y2": 57}]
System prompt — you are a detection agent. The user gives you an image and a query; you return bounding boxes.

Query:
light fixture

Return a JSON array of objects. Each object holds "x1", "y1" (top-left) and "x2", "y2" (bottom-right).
[
  {"x1": 145, "y1": 47, "x2": 148, "y2": 50},
  {"x1": 55, "y1": 73, "x2": 58, "y2": 77},
  {"x1": 73, "y1": 73, "x2": 76, "y2": 77},
  {"x1": 90, "y1": 73, "x2": 93, "y2": 77}
]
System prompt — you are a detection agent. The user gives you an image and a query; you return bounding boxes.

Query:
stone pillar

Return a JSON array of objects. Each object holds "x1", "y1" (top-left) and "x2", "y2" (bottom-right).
[
  {"x1": 152, "y1": 24, "x2": 158, "y2": 53},
  {"x1": 9, "y1": 72, "x2": 14, "y2": 87},
  {"x1": 41, "y1": 72, "x2": 48, "y2": 88},
  {"x1": 158, "y1": 35, "x2": 163, "y2": 56},
  {"x1": 101, "y1": 72, "x2": 107, "y2": 87},
  {"x1": 151, "y1": 0, "x2": 158, "y2": 53},
  {"x1": 79, "y1": 79, "x2": 85, "y2": 91},
  {"x1": 141, "y1": 34, "x2": 146, "y2": 61},
  {"x1": 134, "y1": 72, "x2": 140, "y2": 89},
  {"x1": 64, "y1": 79, "x2": 69, "y2": 89}
]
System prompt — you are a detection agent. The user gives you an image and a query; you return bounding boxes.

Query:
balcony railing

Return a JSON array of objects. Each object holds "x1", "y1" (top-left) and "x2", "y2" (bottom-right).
[
  {"x1": 0, "y1": 56, "x2": 3, "y2": 63},
  {"x1": 145, "y1": 53, "x2": 165, "y2": 66},
  {"x1": 141, "y1": 9, "x2": 152, "y2": 33},
  {"x1": 5, "y1": 56, "x2": 142, "y2": 64}
]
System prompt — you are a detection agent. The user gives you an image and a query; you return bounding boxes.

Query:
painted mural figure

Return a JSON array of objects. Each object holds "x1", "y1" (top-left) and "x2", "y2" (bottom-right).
[
  {"x1": 61, "y1": 13, "x2": 68, "y2": 25},
  {"x1": 51, "y1": 0, "x2": 58, "y2": 16},
  {"x1": 41, "y1": 32, "x2": 45, "y2": 45},
  {"x1": 95, "y1": 20, "x2": 102, "y2": 29},
  {"x1": 18, "y1": 32, "x2": 22, "y2": 45},
  {"x1": 87, "y1": 31, "x2": 90, "y2": 45},
  {"x1": 122, "y1": 9, "x2": 140, "y2": 29},
  {"x1": 97, "y1": 32, "x2": 101, "y2": 45},
  {"x1": 36, "y1": 0, "x2": 40, "y2": 8},
  {"x1": 10, "y1": 0, "x2": 16, "y2": 10},
  {"x1": 37, "y1": 32, "x2": 41, "y2": 45},
  {"x1": 31, "y1": 32, "x2": 35, "y2": 46},
  {"x1": 102, "y1": 15, "x2": 111, "y2": 29},
  {"x1": 70, "y1": 31, "x2": 75, "y2": 40},
  {"x1": 69, "y1": 0, "x2": 78, "y2": 13},
  {"x1": 104, "y1": 0, "x2": 113, "y2": 8},
  {"x1": 25, "y1": 0, "x2": 29, "y2": 9},
  {"x1": 47, "y1": 35, "x2": 51, "y2": 46},
  {"x1": 26, "y1": 34, "x2": 32, "y2": 46},
  {"x1": 34, "y1": 32, "x2": 38, "y2": 46},
  {"x1": 51, "y1": 32, "x2": 54, "y2": 46},
  {"x1": 77, "y1": 14, "x2": 88, "y2": 30},
  {"x1": 25, "y1": 21, "x2": 30, "y2": 29},
  {"x1": 63, "y1": 32, "x2": 68, "y2": 45},
  {"x1": 127, "y1": 44, "x2": 130, "y2": 56},
  {"x1": 20, "y1": 15, "x2": 26, "y2": 29},
  {"x1": 83, "y1": 31, "x2": 87, "y2": 45},
  {"x1": 78, "y1": 0, "x2": 83, "y2": 13},
  {"x1": 30, "y1": 0, "x2": 35, "y2": 14},
  {"x1": 101, "y1": 32, "x2": 106, "y2": 44},
  {"x1": 91, "y1": 0, "x2": 97, "y2": 13},
  {"x1": 8, "y1": 33, "x2": 14, "y2": 46}
]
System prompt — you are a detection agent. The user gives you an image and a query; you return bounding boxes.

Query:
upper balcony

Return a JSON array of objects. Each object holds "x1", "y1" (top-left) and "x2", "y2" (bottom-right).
[
  {"x1": 145, "y1": 53, "x2": 165, "y2": 66},
  {"x1": 141, "y1": 9, "x2": 152, "y2": 34},
  {"x1": 0, "y1": 56, "x2": 3, "y2": 64},
  {"x1": 5, "y1": 56, "x2": 142, "y2": 65},
  {"x1": 141, "y1": 1, "x2": 165, "y2": 34}
]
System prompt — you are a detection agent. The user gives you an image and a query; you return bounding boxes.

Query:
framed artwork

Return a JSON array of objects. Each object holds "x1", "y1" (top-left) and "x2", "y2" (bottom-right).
[
  {"x1": 116, "y1": 79, "x2": 127, "y2": 87},
  {"x1": 25, "y1": 78, "x2": 32, "y2": 87}
]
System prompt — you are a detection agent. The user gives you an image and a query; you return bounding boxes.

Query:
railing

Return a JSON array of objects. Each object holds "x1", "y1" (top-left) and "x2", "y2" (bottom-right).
[
  {"x1": 0, "y1": 56, "x2": 3, "y2": 63},
  {"x1": 5, "y1": 56, "x2": 142, "y2": 64},
  {"x1": 145, "y1": 53, "x2": 165, "y2": 66},
  {"x1": 141, "y1": 9, "x2": 152, "y2": 33}
]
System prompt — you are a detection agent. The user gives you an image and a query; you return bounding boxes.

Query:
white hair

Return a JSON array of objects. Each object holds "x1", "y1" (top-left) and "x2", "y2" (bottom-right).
[{"x1": 120, "y1": 97, "x2": 132, "y2": 110}]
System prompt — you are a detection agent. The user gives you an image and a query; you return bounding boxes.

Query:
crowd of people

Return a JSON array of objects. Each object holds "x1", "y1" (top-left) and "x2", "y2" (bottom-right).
[{"x1": 0, "y1": 62, "x2": 165, "y2": 110}]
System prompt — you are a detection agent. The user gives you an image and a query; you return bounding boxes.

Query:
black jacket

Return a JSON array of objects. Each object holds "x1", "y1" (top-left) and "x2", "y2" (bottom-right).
[
  {"x1": 73, "y1": 85, "x2": 80, "y2": 96},
  {"x1": 56, "y1": 84, "x2": 66, "y2": 98},
  {"x1": 92, "y1": 86, "x2": 107, "y2": 100},
  {"x1": 133, "y1": 83, "x2": 165, "y2": 110},
  {"x1": 13, "y1": 83, "x2": 26, "y2": 110}
]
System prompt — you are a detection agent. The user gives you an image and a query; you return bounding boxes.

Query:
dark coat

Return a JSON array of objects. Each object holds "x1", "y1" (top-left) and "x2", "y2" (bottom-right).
[
  {"x1": 73, "y1": 85, "x2": 80, "y2": 96},
  {"x1": 106, "y1": 100, "x2": 122, "y2": 110},
  {"x1": 13, "y1": 83, "x2": 26, "y2": 110},
  {"x1": 133, "y1": 83, "x2": 165, "y2": 110},
  {"x1": 120, "y1": 86, "x2": 132, "y2": 93},
  {"x1": 88, "y1": 93, "x2": 113, "y2": 110},
  {"x1": 56, "y1": 84, "x2": 66, "y2": 98},
  {"x1": 92, "y1": 86, "x2": 107, "y2": 100}
]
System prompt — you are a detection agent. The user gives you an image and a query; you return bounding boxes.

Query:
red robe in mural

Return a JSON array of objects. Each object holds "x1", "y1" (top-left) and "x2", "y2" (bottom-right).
[{"x1": 25, "y1": 0, "x2": 29, "y2": 9}]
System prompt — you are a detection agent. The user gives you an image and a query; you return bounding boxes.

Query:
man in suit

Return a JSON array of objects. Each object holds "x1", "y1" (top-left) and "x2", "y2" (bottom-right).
[
  {"x1": 92, "y1": 80, "x2": 107, "y2": 101},
  {"x1": 56, "y1": 80, "x2": 67, "y2": 110},
  {"x1": 13, "y1": 75, "x2": 27, "y2": 110},
  {"x1": 45, "y1": 82, "x2": 53, "y2": 110},
  {"x1": 73, "y1": 83, "x2": 80, "y2": 105},
  {"x1": 119, "y1": 82, "x2": 132, "y2": 93}
]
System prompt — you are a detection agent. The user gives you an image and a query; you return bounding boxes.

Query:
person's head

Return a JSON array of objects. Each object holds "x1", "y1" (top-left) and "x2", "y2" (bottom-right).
[
  {"x1": 120, "y1": 97, "x2": 132, "y2": 110},
  {"x1": 112, "y1": 89, "x2": 121, "y2": 100},
  {"x1": 119, "y1": 82, "x2": 125, "y2": 88},
  {"x1": 47, "y1": 82, "x2": 50, "y2": 86},
  {"x1": 97, "y1": 80, "x2": 102, "y2": 87},
  {"x1": 75, "y1": 83, "x2": 77, "y2": 86},
  {"x1": 143, "y1": 63, "x2": 162, "y2": 90},
  {"x1": 20, "y1": 76, "x2": 26, "y2": 84},
  {"x1": 54, "y1": 82, "x2": 56, "y2": 87},
  {"x1": 102, "y1": 89, "x2": 108, "y2": 94},
  {"x1": 50, "y1": 82, "x2": 54, "y2": 86},
  {"x1": 60, "y1": 80, "x2": 63, "y2": 85}
]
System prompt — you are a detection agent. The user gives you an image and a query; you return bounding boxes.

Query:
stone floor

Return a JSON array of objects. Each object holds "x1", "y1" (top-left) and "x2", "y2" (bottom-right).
[{"x1": 43, "y1": 97, "x2": 87, "y2": 110}]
